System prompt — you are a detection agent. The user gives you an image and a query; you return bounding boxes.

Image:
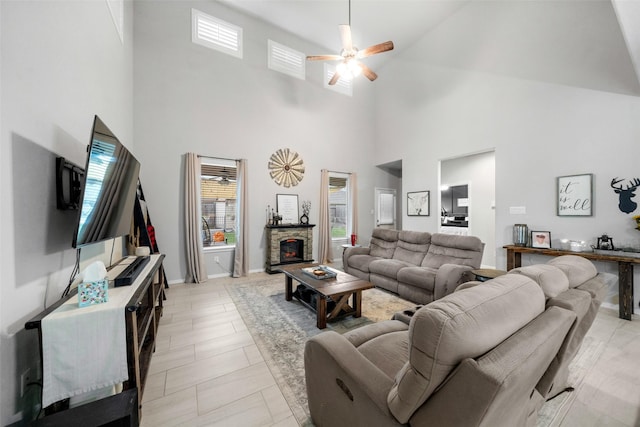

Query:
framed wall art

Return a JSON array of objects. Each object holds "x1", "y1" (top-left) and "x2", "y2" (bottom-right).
[
  {"x1": 407, "y1": 191, "x2": 430, "y2": 216},
  {"x1": 557, "y1": 174, "x2": 592, "y2": 216},
  {"x1": 531, "y1": 231, "x2": 551, "y2": 249}
]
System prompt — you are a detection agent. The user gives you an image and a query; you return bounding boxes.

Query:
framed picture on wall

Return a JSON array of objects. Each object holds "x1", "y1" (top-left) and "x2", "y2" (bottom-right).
[
  {"x1": 407, "y1": 191, "x2": 430, "y2": 216},
  {"x1": 557, "y1": 174, "x2": 593, "y2": 216}
]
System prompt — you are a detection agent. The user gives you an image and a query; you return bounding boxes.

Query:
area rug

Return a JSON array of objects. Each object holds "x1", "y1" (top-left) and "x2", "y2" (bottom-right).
[
  {"x1": 226, "y1": 274, "x2": 604, "y2": 426},
  {"x1": 226, "y1": 274, "x2": 416, "y2": 425}
]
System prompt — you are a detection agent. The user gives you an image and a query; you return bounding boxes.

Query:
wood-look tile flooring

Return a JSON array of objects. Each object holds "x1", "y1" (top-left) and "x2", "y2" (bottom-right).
[{"x1": 141, "y1": 274, "x2": 640, "y2": 426}]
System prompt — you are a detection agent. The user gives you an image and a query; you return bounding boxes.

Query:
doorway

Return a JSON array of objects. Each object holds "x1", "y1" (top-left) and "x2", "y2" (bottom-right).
[
  {"x1": 375, "y1": 188, "x2": 396, "y2": 229},
  {"x1": 440, "y1": 150, "x2": 495, "y2": 267}
]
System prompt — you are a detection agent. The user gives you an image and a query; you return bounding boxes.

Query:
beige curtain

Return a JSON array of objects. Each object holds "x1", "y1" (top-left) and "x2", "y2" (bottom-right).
[
  {"x1": 184, "y1": 153, "x2": 207, "y2": 283},
  {"x1": 233, "y1": 159, "x2": 249, "y2": 277},
  {"x1": 350, "y1": 172, "x2": 358, "y2": 240},
  {"x1": 318, "y1": 169, "x2": 333, "y2": 263}
]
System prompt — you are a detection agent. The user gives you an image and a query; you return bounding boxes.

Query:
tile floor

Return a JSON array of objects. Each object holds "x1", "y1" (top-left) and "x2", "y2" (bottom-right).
[{"x1": 140, "y1": 273, "x2": 640, "y2": 427}]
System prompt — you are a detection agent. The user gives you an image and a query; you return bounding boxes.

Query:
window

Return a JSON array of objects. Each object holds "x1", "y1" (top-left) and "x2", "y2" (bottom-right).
[
  {"x1": 329, "y1": 174, "x2": 350, "y2": 239},
  {"x1": 200, "y1": 159, "x2": 237, "y2": 248},
  {"x1": 268, "y1": 40, "x2": 305, "y2": 80},
  {"x1": 192, "y1": 9, "x2": 243, "y2": 59}
]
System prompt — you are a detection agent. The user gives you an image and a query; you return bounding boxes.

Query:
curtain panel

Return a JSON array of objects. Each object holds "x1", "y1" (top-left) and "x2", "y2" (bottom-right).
[
  {"x1": 350, "y1": 172, "x2": 358, "y2": 239},
  {"x1": 233, "y1": 159, "x2": 249, "y2": 277},
  {"x1": 318, "y1": 169, "x2": 333, "y2": 263},
  {"x1": 184, "y1": 153, "x2": 207, "y2": 283}
]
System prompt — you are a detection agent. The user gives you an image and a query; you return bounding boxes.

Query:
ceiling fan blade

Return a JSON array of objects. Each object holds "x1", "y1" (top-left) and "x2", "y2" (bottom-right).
[
  {"x1": 328, "y1": 71, "x2": 341, "y2": 86},
  {"x1": 339, "y1": 24, "x2": 353, "y2": 51},
  {"x1": 306, "y1": 54, "x2": 343, "y2": 61},
  {"x1": 357, "y1": 41, "x2": 394, "y2": 59},
  {"x1": 359, "y1": 63, "x2": 378, "y2": 82}
]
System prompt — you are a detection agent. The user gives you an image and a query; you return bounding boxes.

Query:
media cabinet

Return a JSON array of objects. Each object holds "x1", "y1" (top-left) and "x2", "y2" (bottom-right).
[{"x1": 26, "y1": 254, "x2": 166, "y2": 423}]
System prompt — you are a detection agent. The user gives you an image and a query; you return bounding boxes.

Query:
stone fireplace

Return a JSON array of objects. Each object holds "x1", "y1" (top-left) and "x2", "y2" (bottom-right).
[{"x1": 265, "y1": 224, "x2": 315, "y2": 273}]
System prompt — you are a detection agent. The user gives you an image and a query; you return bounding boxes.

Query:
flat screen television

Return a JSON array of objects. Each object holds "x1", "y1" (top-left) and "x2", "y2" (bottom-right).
[{"x1": 72, "y1": 115, "x2": 140, "y2": 248}]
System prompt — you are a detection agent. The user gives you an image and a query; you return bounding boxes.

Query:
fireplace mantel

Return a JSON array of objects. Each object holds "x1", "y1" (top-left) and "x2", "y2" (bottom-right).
[{"x1": 265, "y1": 224, "x2": 315, "y2": 273}]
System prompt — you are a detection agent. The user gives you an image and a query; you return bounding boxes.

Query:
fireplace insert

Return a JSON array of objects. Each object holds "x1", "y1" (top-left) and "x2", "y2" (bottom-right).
[{"x1": 280, "y1": 239, "x2": 304, "y2": 263}]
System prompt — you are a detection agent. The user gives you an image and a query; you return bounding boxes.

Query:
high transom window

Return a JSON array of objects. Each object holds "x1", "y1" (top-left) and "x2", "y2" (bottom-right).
[{"x1": 192, "y1": 9, "x2": 243, "y2": 59}]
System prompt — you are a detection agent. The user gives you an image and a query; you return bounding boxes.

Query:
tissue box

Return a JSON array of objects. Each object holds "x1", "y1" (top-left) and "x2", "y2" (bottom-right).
[{"x1": 78, "y1": 279, "x2": 109, "y2": 307}]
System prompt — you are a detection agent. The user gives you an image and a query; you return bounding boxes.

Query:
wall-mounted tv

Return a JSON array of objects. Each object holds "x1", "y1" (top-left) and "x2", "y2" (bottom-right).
[{"x1": 72, "y1": 115, "x2": 140, "y2": 248}]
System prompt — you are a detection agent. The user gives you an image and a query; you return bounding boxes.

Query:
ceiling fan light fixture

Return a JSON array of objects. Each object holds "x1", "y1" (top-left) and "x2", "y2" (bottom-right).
[
  {"x1": 306, "y1": 0, "x2": 393, "y2": 85},
  {"x1": 348, "y1": 60, "x2": 362, "y2": 77},
  {"x1": 336, "y1": 62, "x2": 350, "y2": 79},
  {"x1": 336, "y1": 59, "x2": 361, "y2": 81}
]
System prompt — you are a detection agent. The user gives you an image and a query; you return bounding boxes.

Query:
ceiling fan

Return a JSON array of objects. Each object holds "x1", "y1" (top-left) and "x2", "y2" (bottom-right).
[{"x1": 306, "y1": 0, "x2": 394, "y2": 85}]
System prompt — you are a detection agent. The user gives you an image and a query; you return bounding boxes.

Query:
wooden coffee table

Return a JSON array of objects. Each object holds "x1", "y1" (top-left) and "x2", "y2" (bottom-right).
[{"x1": 275, "y1": 263, "x2": 374, "y2": 329}]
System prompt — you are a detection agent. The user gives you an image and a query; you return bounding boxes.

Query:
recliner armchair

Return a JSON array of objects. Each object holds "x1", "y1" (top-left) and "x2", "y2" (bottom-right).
[{"x1": 304, "y1": 274, "x2": 577, "y2": 427}]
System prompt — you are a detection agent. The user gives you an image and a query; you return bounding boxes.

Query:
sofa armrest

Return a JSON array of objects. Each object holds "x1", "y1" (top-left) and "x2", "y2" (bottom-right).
[
  {"x1": 434, "y1": 264, "x2": 474, "y2": 300},
  {"x1": 343, "y1": 246, "x2": 371, "y2": 266},
  {"x1": 304, "y1": 331, "x2": 396, "y2": 418}
]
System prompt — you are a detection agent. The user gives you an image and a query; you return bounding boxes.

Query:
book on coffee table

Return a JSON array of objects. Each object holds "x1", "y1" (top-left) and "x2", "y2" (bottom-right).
[{"x1": 301, "y1": 265, "x2": 337, "y2": 280}]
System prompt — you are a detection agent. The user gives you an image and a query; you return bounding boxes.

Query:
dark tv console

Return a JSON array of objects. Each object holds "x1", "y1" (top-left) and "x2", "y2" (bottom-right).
[{"x1": 26, "y1": 254, "x2": 166, "y2": 423}]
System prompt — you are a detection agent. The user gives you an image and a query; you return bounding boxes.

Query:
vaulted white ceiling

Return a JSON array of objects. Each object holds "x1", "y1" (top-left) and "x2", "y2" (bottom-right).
[{"x1": 221, "y1": 0, "x2": 640, "y2": 96}]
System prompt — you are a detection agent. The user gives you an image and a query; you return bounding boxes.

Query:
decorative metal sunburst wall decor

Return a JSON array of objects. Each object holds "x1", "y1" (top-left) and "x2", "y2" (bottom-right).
[{"x1": 268, "y1": 148, "x2": 305, "y2": 187}]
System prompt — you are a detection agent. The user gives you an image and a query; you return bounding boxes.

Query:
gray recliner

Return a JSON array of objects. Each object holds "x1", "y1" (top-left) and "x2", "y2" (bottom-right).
[
  {"x1": 304, "y1": 274, "x2": 577, "y2": 427},
  {"x1": 508, "y1": 255, "x2": 607, "y2": 398}
]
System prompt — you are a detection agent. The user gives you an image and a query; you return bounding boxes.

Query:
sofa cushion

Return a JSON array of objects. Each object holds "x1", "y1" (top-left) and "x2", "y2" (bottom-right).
[
  {"x1": 421, "y1": 233, "x2": 483, "y2": 269},
  {"x1": 357, "y1": 331, "x2": 410, "y2": 379},
  {"x1": 387, "y1": 274, "x2": 546, "y2": 423},
  {"x1": 347, "y1": 254, "x2": 382, "y2": 274},
  {"x1": 396, "y1": 266, "x2": 437, "y2": 292},
  {"x1": 576, "y1": 274, "x2": 609, "y2": 303},
  {"x1": 370, "y1": 228, "x2": 399, "y2": 258},
  {"x1": 369, "y1": 259, "x2": 415, "y2": 280},
  {"x1": 509, "y1": 264, "x2": 569, "y2": 299},
  {"x1": 392, "y1": 231, "x2": 431, "y2": 265},
  {"x1": 344, "y1": 319, "x2": 409, "y2": 348},
  {"x1": 547, "y1": 255, "x2": 598, "y2": 288}
]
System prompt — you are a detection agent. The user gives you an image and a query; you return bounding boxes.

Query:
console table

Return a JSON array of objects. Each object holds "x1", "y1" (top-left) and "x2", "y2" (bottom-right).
[
  {"x1": 504, "y1": 245, "x2": 639, "y2": 320},
  {"x1": 26, "y1": 254, "x2": 166, "y2": 421}
]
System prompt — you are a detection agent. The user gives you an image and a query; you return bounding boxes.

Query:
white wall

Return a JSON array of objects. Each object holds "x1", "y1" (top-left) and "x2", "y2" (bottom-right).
[
  {"x1": 0, "y1": 1, "x2": 133, "y2": 423},
  {"x1": 133, "y1": 1, "x2": 379, "y2": 282},
  {"x1": 376, "y1": 59, "x2": 640, "y2": 311}
]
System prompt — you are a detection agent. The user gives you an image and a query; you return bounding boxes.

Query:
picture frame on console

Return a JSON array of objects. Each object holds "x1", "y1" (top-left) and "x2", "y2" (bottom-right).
[
  {"x1": 276, "y1": 194, "x2": 299, "y2": 224},
  {"x1": 531, "y1": 231, "x2": 552, "y2": 248}
]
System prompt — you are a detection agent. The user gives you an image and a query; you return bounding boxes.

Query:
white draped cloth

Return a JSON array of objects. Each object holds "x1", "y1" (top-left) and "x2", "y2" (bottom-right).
[{"x1": 41, "y1": 256, "x2": 156, "y2": 407}]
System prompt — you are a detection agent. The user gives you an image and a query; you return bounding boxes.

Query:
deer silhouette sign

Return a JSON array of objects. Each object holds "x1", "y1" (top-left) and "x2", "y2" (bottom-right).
[{"x1": 611, "y1": 177, "x2": 640, "y2": 214}]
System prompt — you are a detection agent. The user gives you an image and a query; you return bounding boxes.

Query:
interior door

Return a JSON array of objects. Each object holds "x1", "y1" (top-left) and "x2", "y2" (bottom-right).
[{"x1": 375, "y1": 188, "x2": 396, "y2": 229}]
